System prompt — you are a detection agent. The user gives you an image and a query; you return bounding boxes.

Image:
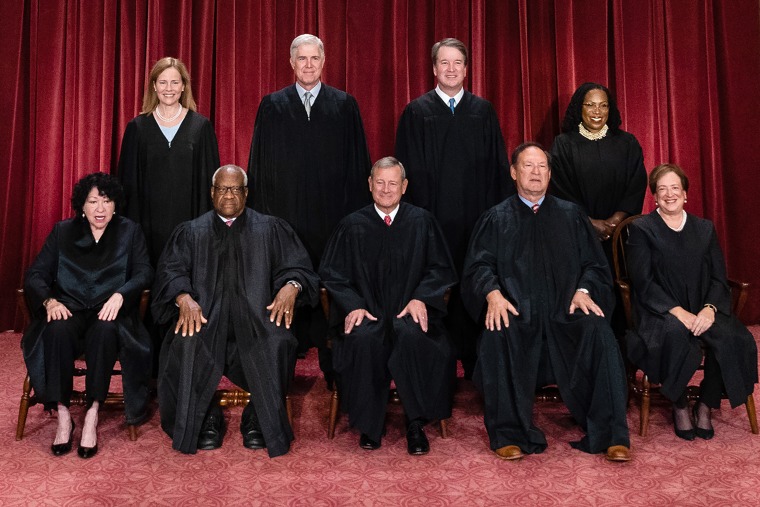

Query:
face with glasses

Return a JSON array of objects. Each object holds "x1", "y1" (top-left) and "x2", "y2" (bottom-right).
[
  {"x1": 581, "y1": 89, "x2": 609, "y2": 133},
  {"x1": 211, "y1": 169, "x2": 248, "y2": 219}
]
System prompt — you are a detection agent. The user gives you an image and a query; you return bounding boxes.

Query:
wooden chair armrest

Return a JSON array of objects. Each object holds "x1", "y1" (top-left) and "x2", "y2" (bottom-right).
[
  {"x1": 615, "y1": 279, "x2": 633, "y2": 329},
  {"x1": 727, "y1": 279, "x2": 749, "y2": 319}
]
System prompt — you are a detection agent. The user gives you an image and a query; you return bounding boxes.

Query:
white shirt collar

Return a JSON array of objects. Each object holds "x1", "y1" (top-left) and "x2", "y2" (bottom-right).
[
  {"x1": 435, "y1": 85, "x2": 465, "y2": 109},
  {"x1": 518, "y1": 194, "x2": 545, "y2": 208},
  {"x1": 296, "y1": 81, "x2": 322, "y2": 102},
  {"x1": 217, "y1": 214, "x2": 237, "y2": 223},
  {"x1": 374, "y1": 203, "x2": 400, "y2": 222}
]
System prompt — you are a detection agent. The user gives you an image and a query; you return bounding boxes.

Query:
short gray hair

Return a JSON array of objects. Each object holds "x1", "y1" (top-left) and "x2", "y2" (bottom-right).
[
  {"x1": 212, "y1": 164, "x2": 248, "y2": 186},
  {"x1": 290, "y1": 34, "x2": 324, "y2": 60},
  {"x1": 370, "y1": 156, "x2": 406, "y2": 180}
]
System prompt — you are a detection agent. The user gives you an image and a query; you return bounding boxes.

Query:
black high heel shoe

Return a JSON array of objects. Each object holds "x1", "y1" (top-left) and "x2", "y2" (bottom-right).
[
  {"x1": 692, "y1": 403, "x2": 715, "y2": 440},
  {"x1": 51, "y1": 419, "x2": 75, "y2": 456},
  {"x1": 672, "y1": 408, "x2": 695, "y2": 441}
]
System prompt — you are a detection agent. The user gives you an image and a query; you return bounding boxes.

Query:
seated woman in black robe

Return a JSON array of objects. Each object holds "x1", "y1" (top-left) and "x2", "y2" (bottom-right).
[
  {"x1": 625, "y1": 163, "x2": 757, "y2": 440},
  {"x1": 22, "y1": 173, "x2": 153, "y2": 458}
]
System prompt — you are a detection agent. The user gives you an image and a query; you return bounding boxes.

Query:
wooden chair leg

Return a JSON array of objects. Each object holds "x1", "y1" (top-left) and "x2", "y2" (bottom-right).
[
  {"x1": 439, "y1": 418, "x2": 448, "y2": 439},
  {"x1": 745, "y1": 394, "x2": 758, "y2": 435},
  {"x1": 639, "y1": 375, "x2": 651, "y2": 437},
  {"x1": 285, "y1": 395, "x2": 293, "y2": 428},
  {"x1": 128, "y1": 424, "x2": 138, "y2": 441},
  {"x1": 327, "y1": 387, "x2": 339, "y2": 439},
  {"x1": 16, "y1": 374, "x2": 33, "y2": 441}
]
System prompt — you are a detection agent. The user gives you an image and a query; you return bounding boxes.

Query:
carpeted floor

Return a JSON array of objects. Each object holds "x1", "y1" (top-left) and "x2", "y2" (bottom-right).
[{"x1": 1, "y1": 328, "x2": 759, "y2": 506}]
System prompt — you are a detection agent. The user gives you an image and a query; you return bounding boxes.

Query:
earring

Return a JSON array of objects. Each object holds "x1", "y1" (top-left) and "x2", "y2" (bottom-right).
[
  {"x1": 82, "y1": 212, "x2": 85, "y2": 217},
  {"x1": 684, "y1": 199, "x2": 687, "y2": 203}
]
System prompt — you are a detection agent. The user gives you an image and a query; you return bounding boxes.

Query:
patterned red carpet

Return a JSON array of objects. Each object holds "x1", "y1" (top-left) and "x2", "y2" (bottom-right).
[{"x1": 1, "y1": 328, "x2": 759, "y2": 506}]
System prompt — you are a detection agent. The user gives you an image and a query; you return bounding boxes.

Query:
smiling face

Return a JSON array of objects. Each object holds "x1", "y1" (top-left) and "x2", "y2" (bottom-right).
[
  {"x1": 433, "y1": 46, "x2": 467, "y2": 96},
  {"x1": 510, "y1": 146, "x2": 551, "y2": 201},
  {"x1": 211, "y1": 168, "x2": 248, "y2": 219},
  {"x1": 580, "y1": 88, "x2": 610, "y2": 133},
  {"x1": 654, "y1": 171, "x2": 687, "y2": 216},
  {"x1": 290, "y1": 43, "x2": 324, "y2": 90},
  {"x1": 369, "y1": 165, "x2": 408, "y2": 214},
  {"x1": 154, "y1": 67, "x2": 184, "y2": 108},
  {"x1": 83, "y1": 187, "x2": 116, "y2": 232}
]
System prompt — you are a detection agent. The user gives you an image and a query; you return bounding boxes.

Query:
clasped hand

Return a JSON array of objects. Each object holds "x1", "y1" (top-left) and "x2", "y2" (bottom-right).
[
  {"x1": 671, "y1": 306, "x2": 715, "y2": 336},
  {"x1": 343, "y1": 299, "x2": 428, "y2": 334}
]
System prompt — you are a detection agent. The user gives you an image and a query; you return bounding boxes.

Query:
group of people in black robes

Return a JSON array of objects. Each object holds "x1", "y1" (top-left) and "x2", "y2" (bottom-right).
[{"x1": 23, "y1": 33, "x2": 756, "y2": 463}]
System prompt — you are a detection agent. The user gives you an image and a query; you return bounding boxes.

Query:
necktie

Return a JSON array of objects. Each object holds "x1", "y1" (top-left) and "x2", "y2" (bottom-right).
[
  {"x1": 225, "y1": 219, "x2": 234, "y2": 227},
  {"x1": 449, "y1": 98, "x2": 456, "y2": 115},
  {"x1": 532, "y1": 203, "x2": 540, "y2": 214},
  {"x1": 304, "y1": 91, "x2": 312, "y2": 119},
  {"x1": 384, "y1": 215, "x2": 392, "y2": 226}
]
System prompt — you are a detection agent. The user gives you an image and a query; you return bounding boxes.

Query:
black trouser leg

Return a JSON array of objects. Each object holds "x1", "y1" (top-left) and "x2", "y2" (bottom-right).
[{"x1": 84, "y1": 318, "x2": 120, "y2": 404}]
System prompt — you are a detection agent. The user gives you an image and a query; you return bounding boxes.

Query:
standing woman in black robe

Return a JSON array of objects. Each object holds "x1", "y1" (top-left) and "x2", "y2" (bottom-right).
[
  {"x1": 625, "y1": 164, "x2": 757, "y2": 440},
  {"x1": 550, "y1": 82, "x2": 647, "y2": 258},
  {"x1": 22, "y1": 173, "x2": 153, "y2": 458},
  {"x1": 118, "y1": 56, "x2": 220, "y2": 266}
]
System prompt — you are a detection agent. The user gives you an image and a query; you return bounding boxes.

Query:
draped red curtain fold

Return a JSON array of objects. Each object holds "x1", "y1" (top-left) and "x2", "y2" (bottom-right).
[{"x1": 2, "y1": 0, "x2": 759, "y2": 328}]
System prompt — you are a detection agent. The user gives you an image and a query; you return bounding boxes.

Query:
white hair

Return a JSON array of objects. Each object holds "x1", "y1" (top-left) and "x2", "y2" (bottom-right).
[{"x1": 290, "y1": 34, "x2": 324, "y2": 59}]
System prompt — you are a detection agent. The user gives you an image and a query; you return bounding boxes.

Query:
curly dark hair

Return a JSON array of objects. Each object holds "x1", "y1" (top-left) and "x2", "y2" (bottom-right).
[
  {"x1": 561, "y1": 82, "x2": 622, "y2": 133},
  {"x1": 71, "y1": 172, "x2": 125, "y2": 218}
]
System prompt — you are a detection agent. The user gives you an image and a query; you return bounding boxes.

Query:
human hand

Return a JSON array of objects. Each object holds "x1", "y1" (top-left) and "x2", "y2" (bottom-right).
[
  {"x1": 569, "y1": 291, "x2": 605, "y2": 317},
  {"x1": 175, "y1": 293, "x2": 207, "y2": 337},
  {"x1": 590, "y1": 218, "x2": 614, "y2": 241},
  {"x1": 485, "y1": 290, "x2": 519, "y2": 331},
  {"x1": 266, "y1": 283, "x2": 298, "y2": 329},
  {"x1": 669, "y1": 306, "x2": 696, "y2": 330},
  {"x1": 397, "y1": 299, "x2": 428, "y2": 332},
  {"x1": 690, "y1": 306, "x2": 715, "y2": 336},
  {"x1": 98, "y1": 293, "x2": 124, "y2": 321},
  {"x1": 344, "y1": 309, "x2": 377, "y2": 334},
  {"x1": 45, "y1": 298, "x2": 72, "y2": 322}
]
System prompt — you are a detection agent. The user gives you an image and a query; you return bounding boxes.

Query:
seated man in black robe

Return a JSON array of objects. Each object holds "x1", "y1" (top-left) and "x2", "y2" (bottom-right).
[
  {"x1": 320, "y1": 157, "x2": 457, "y2": 455},
  {"x1": 462, "y1": 143, "x2": 631, "y2": 462},
  {"x1": 152, "y1": 165, "x2": 319, "y2": 458},
  {"x1": 247, "y1": 34, "x2": 371, "y2": 387}
]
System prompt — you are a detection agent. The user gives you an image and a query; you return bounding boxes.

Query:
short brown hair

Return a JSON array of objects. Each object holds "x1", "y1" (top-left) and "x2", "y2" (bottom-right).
[
  {"x1": 431, "y1": 38, "x2": 468, "y2": 66},
  {"x1": 648, "y1": 163, "x2": 689, "y2": 194},
  {"x1": 141, "y1": 57, "x2": 197, "y2": 114}
]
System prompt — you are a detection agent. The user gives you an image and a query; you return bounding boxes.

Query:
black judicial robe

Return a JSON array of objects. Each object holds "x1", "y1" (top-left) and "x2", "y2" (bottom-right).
[
  {"x1": 395, "y1": 90, "x2": 511, "y2": 268},
  {"x1": 118, "y1": 110, "x2": 220, "y2": 265},
  {"x1": 319, "y1": 203, "x2": 458, "y2": 441},
  {"x1": 22, "y1": 216, "x2": 153, "y2": 424},
  {"x1": 247, "y1": 83, "x2": 371, "y2": 267},
  {"x1": 625, "y1": 211, "x2": 757, "y2": 406},
  {"x1": 549, "y1": 129, "x2": 646, "y2": 222},
  {"x1": 152, "y1": 208, "x2": 319, "y2": 457},
  {"x1": 462, "y1": 195, "x2": 630, "y2": 454}
]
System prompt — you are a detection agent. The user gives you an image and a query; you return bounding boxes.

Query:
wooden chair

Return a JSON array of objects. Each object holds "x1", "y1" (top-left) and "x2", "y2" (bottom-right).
[
  {"x1": 15, "y1": 288, "x2": 151, "y2": 441},
  {"x1": 611, "y1": 214, "x2": 758, "y2": 436},
  {"x1": 320, "y1": 288, "x2": 449, "y2": 439}
]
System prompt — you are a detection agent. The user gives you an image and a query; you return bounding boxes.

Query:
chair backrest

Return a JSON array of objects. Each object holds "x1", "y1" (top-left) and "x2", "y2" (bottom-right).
[{"x1": 610, "y1": 214, "x2": 643, "y2": 329}]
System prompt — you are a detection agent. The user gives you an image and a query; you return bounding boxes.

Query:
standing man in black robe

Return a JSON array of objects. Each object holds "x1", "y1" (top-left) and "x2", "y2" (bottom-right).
[
  {"x1": 462, "y1": 143, "x2": 631, "y2": 462},
  {"x1": 247, "y1": 34, "x2": 371, "y2": 387},
  {"x1": 395, "y1": 38, "x2": 511, "y2": 378},
  {"x1": 152, "y1": 165, "x2": 319, "y2": 458},
  {"x1": 320, "y1": 157, "x2": 457, "y2": 454}
]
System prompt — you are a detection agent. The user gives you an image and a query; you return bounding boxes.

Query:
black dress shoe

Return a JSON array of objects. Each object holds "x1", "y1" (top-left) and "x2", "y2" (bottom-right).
[
  {"x1": 359, "y1": 433, "x2": 381, "y2": 450},
  {"x1": 406, "y1": 420, "x2": 430, "y2": 455},
  {"x1": 241, "y1": 407, "x2": 266, "y2": 450},
  {"x1": 673, "y1": 408, "x2": 695, "y2": 441},
  {"x1": 693, "y1": 403, "x2": 715, "y2": 440},
  {"x1": 197, "y1": 410, "x2": 226, "y2": 450},
  {"x1": 51, "y1": 419, "x2": 75, "y2": 456},
  {"x1": 78, "y1": 443, "x2": 98, "y2": 459}
]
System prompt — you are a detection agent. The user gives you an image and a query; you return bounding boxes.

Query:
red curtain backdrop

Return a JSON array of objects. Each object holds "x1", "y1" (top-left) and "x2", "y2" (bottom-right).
[{"x1": 2, "y1": 0, "x2": 759, "y2": 328}]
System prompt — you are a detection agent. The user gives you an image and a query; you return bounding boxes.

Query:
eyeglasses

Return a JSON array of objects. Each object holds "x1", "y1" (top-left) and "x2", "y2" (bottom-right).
[{"x1": 213, "y1": 185, "x2": 246, "y2": 195}]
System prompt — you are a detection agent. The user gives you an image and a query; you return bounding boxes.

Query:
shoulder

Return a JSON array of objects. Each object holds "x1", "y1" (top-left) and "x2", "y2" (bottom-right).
[
  {"x1": 184, "y1": 109, "x2": 211, "y2": 125},
  {"x1": 266, "y1": 85, "x2": 296, "y2": 102},
  {"x1": 629, "y1": 211, "x2": 658, "y2": 234},
  {"x1": 337, "y1": 204, "x2": 376, "y2": 228},
  {"x1": 462, "y1": 91, "x2": 495, "y2": 112},
  {"x1": 685, "y1": 213, "x2": 714, "y2": 235},
  {"x1": 608, "y1": 129, "x2": 642, "y2": 148},
  {"x1": 545, "y1": 194, "x2": 585, "y2": 217},
  {"x1": 403, "y1": 91, "x2": 438, "y2": 113}
]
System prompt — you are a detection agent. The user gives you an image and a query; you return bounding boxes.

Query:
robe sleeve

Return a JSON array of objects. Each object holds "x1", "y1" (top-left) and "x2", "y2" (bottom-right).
[
  {"x1": 194, "y1": 118, "x2": 220, "y2": 216},
  {"x1": 117, "y1": 119, "x2": 141, "y2": 222},
  {"x1": 616, "y1": 135, "x2": 647, "y2": 217},
  {"x1": 574, "y1": 211, "x2": 615, "y2": 313},
  {"x1": 151, "y1": 222, "x2": 197, "y2": 325},
  {"x1": 269, "y1": 218, "x2": 319, "y2": 308},
  {"x1": 394, "y1": 105, "x2": 431, "y2": 209},
  {"x1": 247, "y1": 97, "x2": 271, "y2": 213},
  {"x1": 410, "y1": 217, "x2": 458, "y2": 313},
  {"x1": 549, "y1": 134, "x2": 584, "y2": 206},
  {"x1": 461, "y1": 210, "x2": 505, "y2": 321},
  {"x1": 704, "y1": 224, "x2": 731, "y2": 314},
  {"x1": 625, "y1": 221, "x2": 680, "y2": 315},
  {"x1": 343, "y1": 96, "x2": 372, "y2": 213},
  {"x1": 24, "y1": 224, "x2": 61, "y2": 317},
  {"x1": 319, "y1": 221, "x2": 368, "y2": 315},
  {"x1": 115, "y1": 223, "x2": 154, "y2": 313}
]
